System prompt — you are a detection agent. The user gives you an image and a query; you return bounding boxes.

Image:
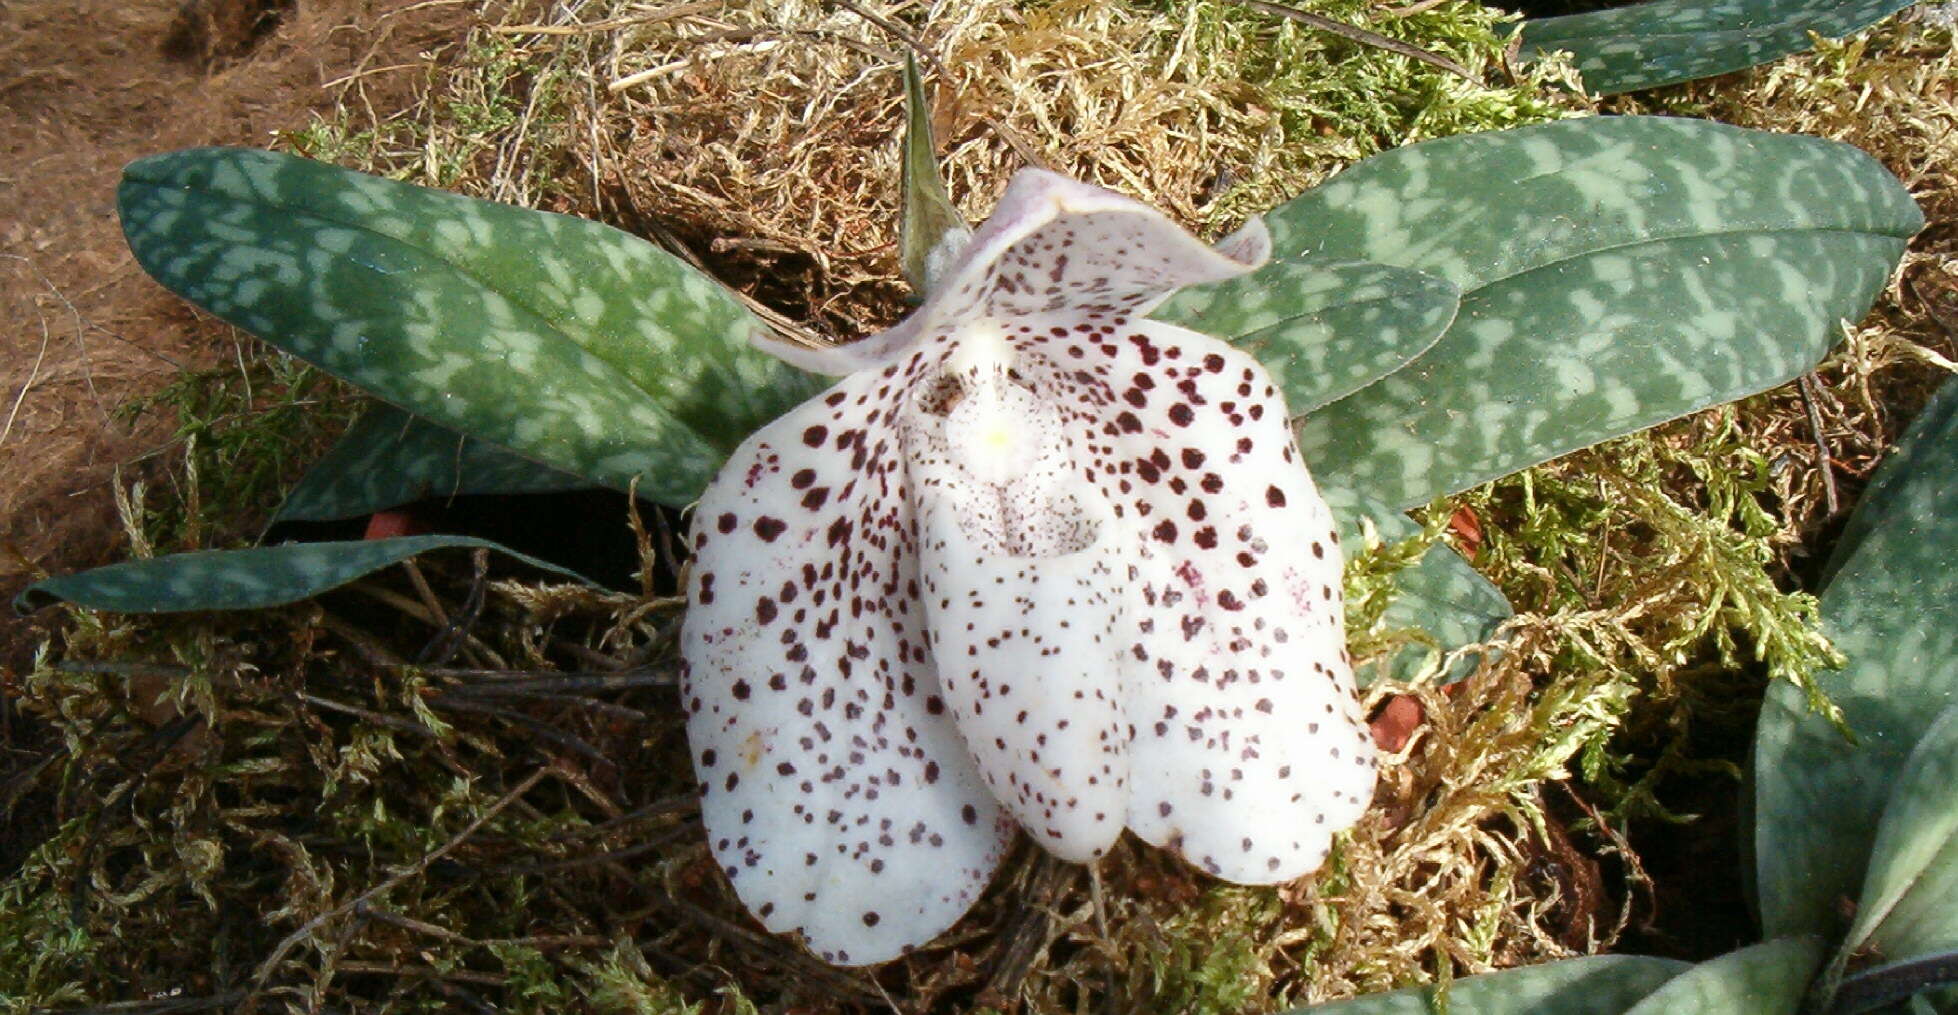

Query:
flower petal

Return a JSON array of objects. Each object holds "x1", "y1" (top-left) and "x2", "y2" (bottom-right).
[
  {"x1": 902, "y1": 364, "x2": 1134, "y2": 860},
  {"x1": 681, "y1": 364, "x2": 1015, "y2": 966},
  {"x1": 809, "y1": 170, "x2": 1268, "y2": 375},
  {"x1": 1093, "y1": 320, "x2": 1376, "y2": 882}
]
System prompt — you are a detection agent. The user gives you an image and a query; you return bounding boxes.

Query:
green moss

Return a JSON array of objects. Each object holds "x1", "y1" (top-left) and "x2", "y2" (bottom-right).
[
  {"x1": 1150, "y1": 888, "x2": 1283, "y2": 1014},
  {"x1": 113, "y1": 347, "x2": 358, "y2": 554},
  {"x1": 1444, "y1": 403, "x2": 1842, "y2": 821}
]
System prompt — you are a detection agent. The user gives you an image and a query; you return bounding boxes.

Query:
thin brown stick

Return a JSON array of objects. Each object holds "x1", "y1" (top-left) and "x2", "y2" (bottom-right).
[
  {"x1": 51, "y1": 992, "x2": 248, "y2": 1015},
  {"x1": 435, "y1": 673, "x2": 676, "y2": 697},
  {"x1": 53, "y1": 660, "x2": 191, "y2": 678},
  {"x1": 1229, "y1": 0, "x2": 1478, "y2": 81},
  {"x1": 295, "y1": 692, "x2": 440, "y2": 739},
  {"x1": 333, "y1": 961, "x2": 507, "y2": 986},
  {"x1": 835, "y1": 0, "x2": 954, "y2": 83},
  {"x1": 1383, "y1": 0, "x2": 1455, "y2": 16},
  {"x1": 427, "y1": 699, "x2": 611, "y2": 765},
  {"x1": 1798, "y1": 373, "x2": 1841, "y2": 514},
  {"x1": 246, "y1": 767, "x2": 550, "y2": 996},
  {"x1": 489, "y1": 0, "x2": 721, "y2": 36}
]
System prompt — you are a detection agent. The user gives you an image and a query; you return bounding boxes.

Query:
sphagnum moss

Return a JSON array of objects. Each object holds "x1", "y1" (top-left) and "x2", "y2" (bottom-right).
[{"x1": 9, "y1": 3, "x2": 1956, "y2": 1013}]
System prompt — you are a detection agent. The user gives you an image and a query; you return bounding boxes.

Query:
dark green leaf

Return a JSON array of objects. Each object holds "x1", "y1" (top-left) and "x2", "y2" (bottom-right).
[
  {"x1": 1821, "y1": 382, "x2": 1958, "y2": 587},
  {"x1": 15, "y1": 536, "x2": 592, "y2": 614},
  {"x1": 274, "y1": 403, "x2": 590, "y2": 523},
  {"x1": 1829, "y1": 954, "x2": 1958, "y2": 1015},
  {"x1": 1834, "y1": 705, "x2": 1958, "y2": 1002},
  {"x1": 1622, "y1": 937, "x2": 1822, "y2": 1015},
  {"x1": 120, "y1": 148, "x2": 821, "y2": 507},
  {"x1": 1284, "y1": 954, "x2": 1690, "y2": 1013},
  {"x1": 1519, "y1": 0, "x2": 1914, "y2": 95},
  {"x1": 1154, "y1": 257, "x2": 1459, "y2": 417},
  {"x1": 1269, "y1": 116, "x2": 1920, "y2": 510},
  {"x1": 1755, "y1": 378, "x2": 1958, "y2": 941}
]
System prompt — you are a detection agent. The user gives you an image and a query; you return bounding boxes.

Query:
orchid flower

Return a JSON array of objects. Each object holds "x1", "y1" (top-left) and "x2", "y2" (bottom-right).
[{"x1": 680, "y1": 169, "x2": 1378, "y2": 966}]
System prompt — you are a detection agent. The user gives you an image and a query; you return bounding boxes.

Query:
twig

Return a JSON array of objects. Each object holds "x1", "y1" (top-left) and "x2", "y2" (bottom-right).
[
  {"x1": 1087, "y1": 861, "x2": 1110, "y2": 941},
  {"x1": 358, "y1": 904, "x2": 610, "y2": 953},
  {"x1": 295, "y1": 692, "x2": 441, "y2": 739},
  {"x1": 415, "y1": 550, "x2": 491, "y2": 666},
  {"x1": 1228, "y1": 0, "x2": 1478, "y2": 81},
  {"x1": 642, "y1": 220, "x2": 829, "y2": 351},
  {"x1": 835, "y1": 0, "x2": 954, "y2": 82},
  {"x1": 435, "y1": 673, "x2": 676, "y2": 697},
  {"x1": 490, "y1": 0, "x2": 721, "y2": 36},
  {"x1": 546, "y1": 794, "x2": 697, "y2": 841},
  {"x1": 650, "y1": 900, "x2": 887, "y2": 1003},
  {"x1": 428, "y1": 699, "x2": 611, "y2": 765},
  {"x1": 43, "y1": 991, "x2": 247, "y2": 1014},
  {"x1": 400, "y1": 558, "x2": 451, "y2": 635},
  {"x1": 53, "y1": 660, "x2": 192, "y2": 679},
  {"x1": 487, "y1": 832, "x2": 693, "y2": 876},
  {"x1": 1797, "y1": 373, "x2": 1841, "y2": 515},
  {"x1": 246, "y1": 767, "x2": 550, "y2": 996},
  {"x1": 985, "y1": 851, "x2": 1078, "y2": 1000},
  {"x1": 332, "y1": 961, "x2": 507, "y2": 986},
  {"x1": 1382, "y1": 0, "x2": 1455, "y2": 16},
  {"x1": 1, "y1": 257, "x2": 54, "y2": 449},
  {"x1": 351, "y1": 585, "x2": 505, "y2": 668}
]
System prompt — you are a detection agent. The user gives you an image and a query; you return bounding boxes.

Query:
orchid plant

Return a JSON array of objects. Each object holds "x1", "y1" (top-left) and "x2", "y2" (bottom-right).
[
  {"x1": 18, "y1": 64, "x2": 1920, "y2": 974},
  {"x1": 682, "y1": 169, "x2": 1373, "y2": 963}
]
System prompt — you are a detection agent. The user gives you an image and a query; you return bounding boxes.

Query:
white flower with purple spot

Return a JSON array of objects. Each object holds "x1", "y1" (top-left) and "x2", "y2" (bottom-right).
[{"x1": 681, "y1": 169, "x2": 1377, "y2": 966}]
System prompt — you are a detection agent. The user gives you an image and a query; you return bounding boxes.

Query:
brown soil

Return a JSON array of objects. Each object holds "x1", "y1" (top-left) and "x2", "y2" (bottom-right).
[{"x1": 0, "y1": 0, "x2": 470, "y2": 668}]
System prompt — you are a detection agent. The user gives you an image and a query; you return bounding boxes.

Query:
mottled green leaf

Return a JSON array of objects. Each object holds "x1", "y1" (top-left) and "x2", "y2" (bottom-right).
[
  {"x1": 1155, "y1": 257, "x2": 1459, "y2": 416},
  {"x1": 1323, "y1": 485, "x2": 1513, "y2": 687},
  {"x1": 274, "y1": 403, "x2": 590, "y2": 523},
  {"x1": 1755, "y1": 378, "x2": 1958, "y2": 941},
  {"x1": 1519, "y1": 0, "x2": 1914, "y2": 95},
  {"x1": 120, "y1": 148, "x2": 822, "y2": 507},
  {"x1": 1267, "y1": 116, "x2": 1920, "y2": 510},
  {"x1": 15, "y1": 536, "x2": 591, "y2": 614},
  {"x1": 1285, "y1": 955, "x2": 1689, "y2": 1013},
  {"x1": 1622, "y1": 937, "x2": 1822, "y2": 1015},
  {"x1": 1838, "y1": 705, "x2": 1958, "y2": 977}
]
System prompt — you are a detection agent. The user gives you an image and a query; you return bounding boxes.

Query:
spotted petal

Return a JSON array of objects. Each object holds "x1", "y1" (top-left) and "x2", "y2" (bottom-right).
[
  {"x1": 684, "y1": 169, "x2": 1373, "y2": 964},
  {"x1": 681, "y1": 364, "x2": 1016, "y2": 966},
  {"x1": 1106, "y1": 320, "x2": 1375, "y2": 881}
]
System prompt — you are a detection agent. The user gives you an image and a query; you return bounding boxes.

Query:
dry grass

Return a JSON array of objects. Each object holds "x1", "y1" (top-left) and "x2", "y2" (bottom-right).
[
  {"x1": 290, "y1": 0, "x2": 1575, "y2": 335},
  {"x1": 6, "y1": 2, "x2": 1958, "y2": 1012}
]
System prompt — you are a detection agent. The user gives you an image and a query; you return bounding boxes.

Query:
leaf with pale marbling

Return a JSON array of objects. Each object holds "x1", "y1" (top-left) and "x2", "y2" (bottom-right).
[
  {"x1": 1519, "y1": 0, "x2": 1914, "y2": 95},
  {"x1": 1755, "y1": 378, "x2": 1958, "y2": 941},
  {"x1": 1272, "y1": 116, "x2": 1920, "y2": 510},
  {"x1": 1622, "y1": 937, "x2": 1822, "y2": 1015},
  {"x1": 1285, "y1": 954, "x2": 1689, "y2": 1013},
  {"x1": 274, "y1": 403, "x2": 588, "y2": 524},
  {"x1": 120, "y1": 148, "x2": 822, "y2": 508},
  {"x1": 16, "y1": 536, "x2": 591, "y2": 614},
  {"x1": 1155, "y1": 257, "x2": 1458, "y2": 417}
]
